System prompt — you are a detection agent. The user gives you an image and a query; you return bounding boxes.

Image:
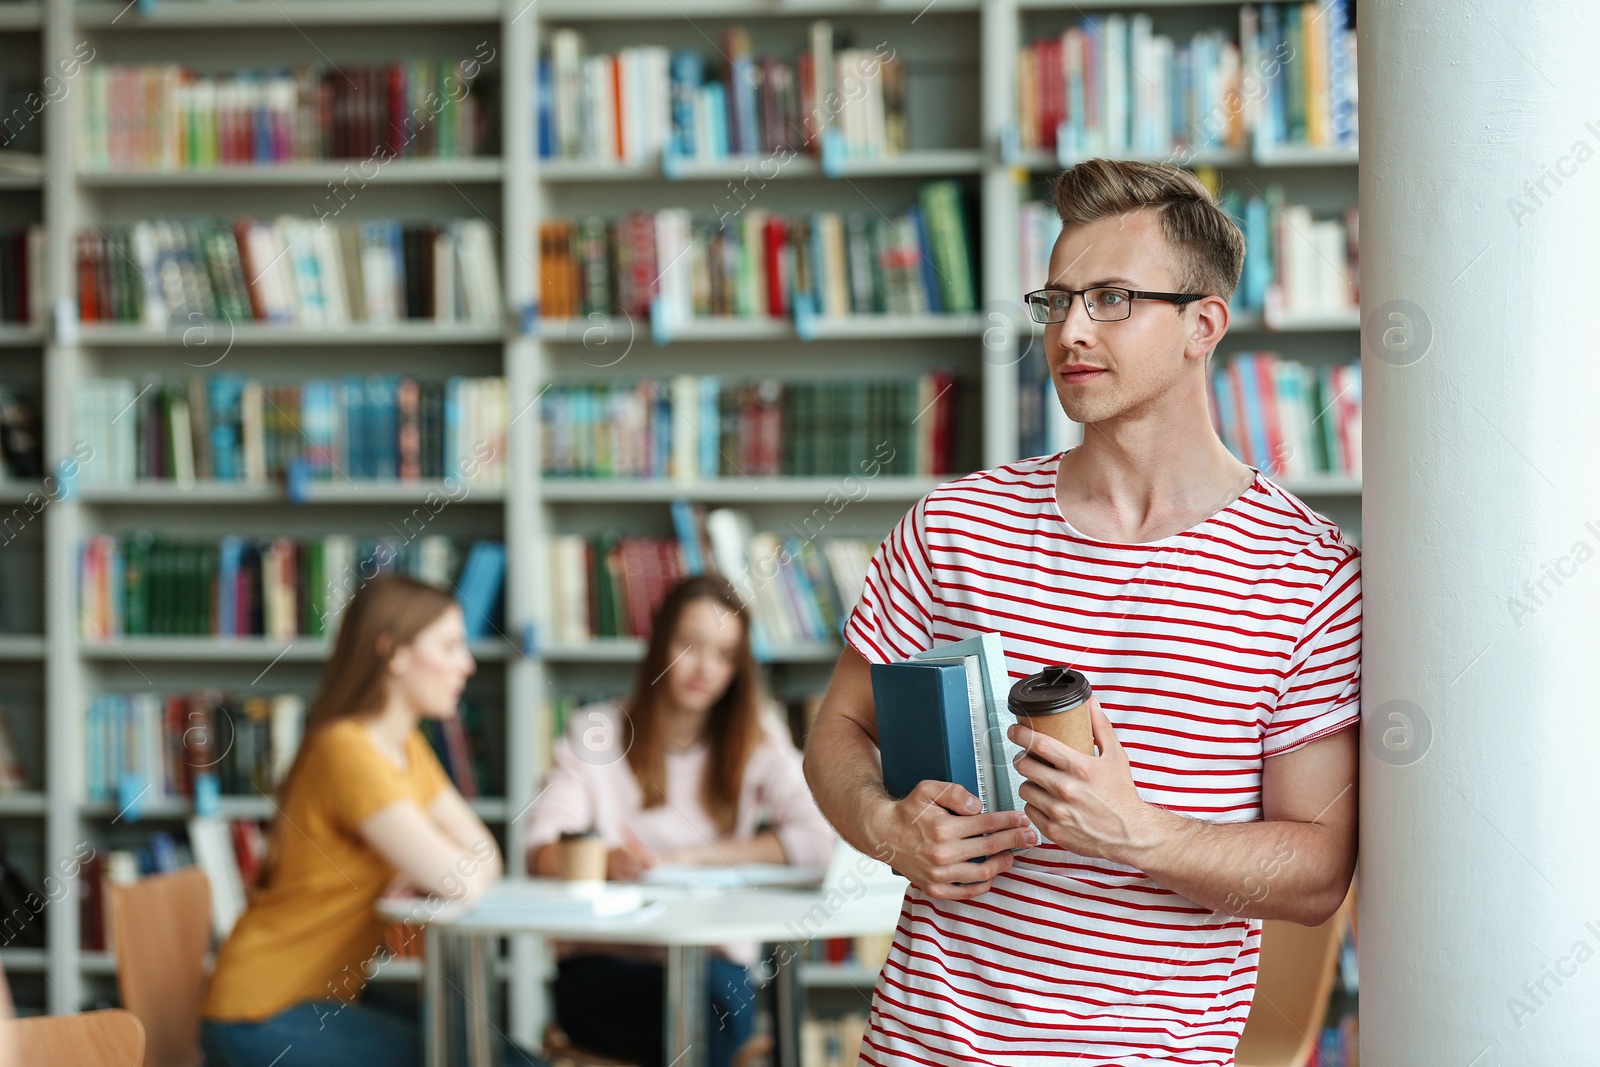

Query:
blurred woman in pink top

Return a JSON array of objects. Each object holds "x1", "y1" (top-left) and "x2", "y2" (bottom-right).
[{"x1": 523, "y1": 574, "x2": 835, "y2": 1067}]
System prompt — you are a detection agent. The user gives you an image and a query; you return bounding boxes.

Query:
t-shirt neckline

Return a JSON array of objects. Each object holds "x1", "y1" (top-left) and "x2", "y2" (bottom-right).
[{"x1": 1046, "y1": 449, "x2": 1262, "y2": 548}]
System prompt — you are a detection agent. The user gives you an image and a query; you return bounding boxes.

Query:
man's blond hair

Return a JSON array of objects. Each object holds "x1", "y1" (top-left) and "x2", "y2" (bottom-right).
[{"x1": 1050, "y1": 159, "x2": 1245, "y2": 304}]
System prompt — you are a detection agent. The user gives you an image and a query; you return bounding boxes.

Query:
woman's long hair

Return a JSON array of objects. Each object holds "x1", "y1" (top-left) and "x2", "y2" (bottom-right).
[
  {"x1": 259, "y1": 574, "x2": 459, "y2": 887},
  {"x1": 621, "y1": 575, "x2": 763, "y2": 835}
]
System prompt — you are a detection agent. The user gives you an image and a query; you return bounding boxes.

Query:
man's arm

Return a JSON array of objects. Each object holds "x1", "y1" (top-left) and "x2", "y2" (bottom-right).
[
  {"x1": 1012, "y1": 704, "x2": 1356, "y2": 926},
  {"x1": 803, "y1": 646, "x2": 1038, "y2": 900}
]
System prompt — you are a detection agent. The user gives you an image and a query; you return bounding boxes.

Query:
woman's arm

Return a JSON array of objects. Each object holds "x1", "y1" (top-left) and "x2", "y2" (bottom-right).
[
  {"x1": 359, "y1": 798, "x2": 500, "y2": 903},
  {"x1": 428, "y1": 786, "x2": 503, "y2": 875}
]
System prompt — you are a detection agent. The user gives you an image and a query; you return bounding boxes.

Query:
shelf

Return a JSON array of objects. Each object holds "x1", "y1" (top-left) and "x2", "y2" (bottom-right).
[
  {"x1": 0, "y1": 948, "x2": 47, "y2": 973},
  {"x1": 542, "y1": 638, "x2": 840, "y2": 664},
  {"x1": 0, "y1": 480, "x2": 42, "y2": 503},
  {"x1": 541, "y1": 476, "x2": 941, "y2": 504},
  {"x1": 75, "y1": 0, "x2": 504, "y2": 27},
  {"x1": 77, "y1": 159, "x2": 505, "y2": 187},
  {"x1": 79, "y1": 952, "x2": 115, "y2": 975},
  {"x1": 1276, "y1": 475, "x2": 1361, "y2": 497},
  {"x1": 80, "y1": 636, "x2": 513, "y2": 662},
  {"x1": 536, "y1": 0, "x2": 978, "y2": 17},
  {"x1": 76, "y1": 323, "x2": 505, "y2": 347},
  {"x1": 0, "y1": 325, "x2": 44, "y2": 346},
  {"x1": 78, "y1": 481, "x2": 506, "y2": 505},
  {"x1": 537, "y1": 314, "x2": 982, "y2": 343},
  {"x1": 78, "y1": 794, "x2": 509, "y2": 821},
  {"x1": 1227, "y1": 309, "x2": 1361, "y2": 333},
  {"x1": 0, "y1": 635, "x2": 45, "y2": 660},
  {"x1": 0, "y1": 792, "x2": 47, "y2": 816},
  {"x1": 1253, "y1": 145, "x2": 1360, "y2": 168},
  {"x1": 0, "y1": 4, "x2": 40, "y2": 31},
  {"x1": 799, "y1": 961, "x2": 880, "y2": 988},
  {"x1": 1013, "y1": 145, "x2": 1356, "y2": 171},
  {"x1": 0, "y1": 174, "x2": 42, "y2": 191},
  {"x1": 541, "y1": 149, "x2": 982, "y2": 183}
]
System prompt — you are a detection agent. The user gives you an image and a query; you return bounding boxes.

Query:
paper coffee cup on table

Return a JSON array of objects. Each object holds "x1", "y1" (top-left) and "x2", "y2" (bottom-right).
[
  {"x1": 1009, "y1": 665, "x2": 1096, "y2": 759},
  {"x1": 558, "y1": 832, "x2": 607, "y2": 894}
]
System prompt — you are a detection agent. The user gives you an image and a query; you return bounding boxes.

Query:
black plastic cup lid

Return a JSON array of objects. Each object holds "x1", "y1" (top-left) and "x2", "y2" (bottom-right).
[{"x1": 1008, "y1": 665, "x2": 1093, "y2": 717}]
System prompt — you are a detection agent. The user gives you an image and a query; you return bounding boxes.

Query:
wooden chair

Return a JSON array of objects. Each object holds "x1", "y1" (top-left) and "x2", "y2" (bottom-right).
[
  {"x1": 6, "y1": 1008, "x2": 146, "y2": 1066},
  {"x1": 1235, "y1": 894, "x2": 1354, "y2": 1067},
  {"x1": 108, "y1": 867, "x2": 210, "y2": 1067}
]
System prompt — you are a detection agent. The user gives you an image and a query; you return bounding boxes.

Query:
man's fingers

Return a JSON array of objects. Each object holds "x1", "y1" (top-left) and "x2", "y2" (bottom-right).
[{"x1": 913, "y1": 779, "x2": 981, "y2": 815}]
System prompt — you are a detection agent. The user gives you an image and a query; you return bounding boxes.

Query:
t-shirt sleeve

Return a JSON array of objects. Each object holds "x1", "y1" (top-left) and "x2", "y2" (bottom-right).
[
  {"x1": 1265, "y1": 545, "x2": 1362, "y2": 757},
  {"x1": 302, "y1": 724, "x2": 416, "y2": 831},
  {"x1": 843, "y1": 494, "x2": 939, "y2": 663}
]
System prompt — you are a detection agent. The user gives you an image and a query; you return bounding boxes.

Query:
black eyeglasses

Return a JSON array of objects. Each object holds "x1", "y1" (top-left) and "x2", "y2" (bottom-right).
[{"x1": 1024, "y1": 286, "x2": 1207, "y2": 324}]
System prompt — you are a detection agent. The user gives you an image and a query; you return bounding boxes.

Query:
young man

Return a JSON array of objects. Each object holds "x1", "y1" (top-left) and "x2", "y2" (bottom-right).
[{"x1": 803, "y1": 159, "x2": 1359, "y2": 1066}]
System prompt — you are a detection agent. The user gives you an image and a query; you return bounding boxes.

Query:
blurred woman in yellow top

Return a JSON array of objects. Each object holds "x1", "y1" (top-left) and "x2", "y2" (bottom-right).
[{"x1": 202, "y1": 574, "x2": 541, "y2": 1067}]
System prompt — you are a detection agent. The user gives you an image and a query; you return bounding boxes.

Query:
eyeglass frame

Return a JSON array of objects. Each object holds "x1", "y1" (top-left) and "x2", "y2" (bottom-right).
[{"x1": 1024, "y1": 286, "x2": 1209, "y2": 324}]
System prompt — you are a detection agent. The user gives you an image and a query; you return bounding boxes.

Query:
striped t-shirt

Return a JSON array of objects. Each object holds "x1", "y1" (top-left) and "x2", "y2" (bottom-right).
[{"x1": 843, "y1": 452, "x2": 1361, "y2": 1067}]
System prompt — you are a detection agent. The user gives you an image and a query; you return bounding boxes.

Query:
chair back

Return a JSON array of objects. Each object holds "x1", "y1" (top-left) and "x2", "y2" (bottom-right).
[
  {"x1": 1234, "y1": 894, "x2": 1353, "y2": 1067},
  {"x1": 7, "y1": 1008, "x2": 146, "y2": 1066},
  {"x1": 108, "y1": 866, "x2": 211, "y2": 1067}
]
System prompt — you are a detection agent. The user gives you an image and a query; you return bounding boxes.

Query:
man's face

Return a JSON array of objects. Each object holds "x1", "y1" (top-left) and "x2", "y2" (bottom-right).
[{"x1": 1042, "y1": 209, "x2": 1198, "y2": 427}]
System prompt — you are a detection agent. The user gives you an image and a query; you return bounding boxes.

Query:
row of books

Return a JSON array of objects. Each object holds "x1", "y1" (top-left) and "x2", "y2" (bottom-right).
[
  {"x1": 1015, "y1": 2, "x2": 1356, "y2": 160},
  {"x1": 1248, "y1": 1, "x2": 1357, "y2": 152},
  {"x1": 540, "y1": 22, "x2": 904, "y2": 164},
  {"x1": 1017, "y1": 19, "x2": 1247, "y2": 159},
  {"x1": 1019, "y1": 189, "x2": 1359, "y2": 321},
  {"x1": 79, "y1": 59, "x2": 494, "y2": 172},
  {"x1": 0, "y1": 226, "x2": 42, "y2": 325},
  {"x1": 548, "y1": 515, "x2": 872, "y2": 649},
  {"x1": 74, "y1": 375, "x2": 508, "y2": 486},
  {"x1": 75, "y1": 217, "x2": 503, "y2": 329},
  {"x1": 538, "y1": 182, "x2": 975, "y2": 323},
  {"x1": 540, "y1": 374, "x2": 959, "y2": 480},
  {"x1": 84, "y1": 691, "x2": 305, "y2": 805},
  {"x1": 77, "y1": 534, "x2": 505, "y2": 640},
  {"x1": 0, "y1": 386, "x2": 42, "y2": 480},
  {"x1": 83, "y1": 690, "x2": 495, "y2": 807},
  {"x1": 1210, "y1": 355, "x2": 1361, "y2": 479}
]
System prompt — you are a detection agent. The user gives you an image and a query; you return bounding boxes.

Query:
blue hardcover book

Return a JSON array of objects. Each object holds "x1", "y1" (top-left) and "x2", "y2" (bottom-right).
[
  {"x1": 207, "y1": 375, "x2": 243, "y2": 482},
  {"x1": 871, "y1": 661, "x2": 981, "y2": 804},
  {"x1": 1233, "y1": 353, "x2": 1272, "y2": 470},
  {"x1": 1260, "y1": 4, "x2": 1286, "y2": 148},
  {"x1": 669, "y1": 51, "x2": 703, "y2": 159},
  {"x1": 1243, "y1": 195, "x2": 1272, "y2": 311},
  {"x1": 907, "y1": 206, "x2": 943, "y2": 315},
  {"x1": 341, "y1": 376, "x2": 367, "y2": 478},
  {"x1": 1326, "y1": 0, "x2": 1352, "y2": 145},
  {"x1": 699, "y1": 376, "x2": 719, "y2": 479},
  {"x1": 369, "y1": 376, "x2": 398, "y2": 481},
  {"x1": 670, "y1": 499, "x2": 705, "y2": 575},
  {"x1": 455, "y1": 540, "x2": 506, "y2": 639},
  {"x1": 536, "y1": 58, "x2": 555, "y2": 159},
  {"x1": 704, "y1": 83, "x2": 729, "y2": 159},
  {"x1": 216, "y1": 536, "x2": 242, "y2": 637},
  {"x1": 1212, "y1": 366, "x2": 1243, "y2": 460}
]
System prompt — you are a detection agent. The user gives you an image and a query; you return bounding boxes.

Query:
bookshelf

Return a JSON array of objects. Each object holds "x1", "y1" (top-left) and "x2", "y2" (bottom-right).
[{"x1": 10, "y1": 0, "x2": 1359, "y2": 1052}]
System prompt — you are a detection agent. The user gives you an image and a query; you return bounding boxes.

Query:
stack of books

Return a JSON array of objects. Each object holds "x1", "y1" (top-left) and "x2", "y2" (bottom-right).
[
  {"x1": 1210, "y1": 354, "x2": 1361, "y2": 480},
  {"x1": 537, "y1": 180, "x2": 976, "y2": 322},
  {"x1": 539, "y1": 21, "x2": 905, "y2": 164},
  {"x1": 540, "y1": 373, "x2": 958, "y2": 480},
  {"x1": 0, "y1": 225, "x2": 42, "y2": 325},
  {"x1": 73, "y1": 375, "x2": 508, "y2": 487},
  {"x1": 76, "y1": 532, "x2": 489, "y2": 640},
  {"x1": 80, "y1": 58, "x2": 494, "y2": 171},
  {"x1": 75, "y1": 217, "x2": 503, "y2": 329}
]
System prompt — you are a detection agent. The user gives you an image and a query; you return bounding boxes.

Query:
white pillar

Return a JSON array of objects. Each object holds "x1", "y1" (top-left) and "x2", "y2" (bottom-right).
[{"x1": 1361, "y1": 2, "x2": 1600, "y2": 1063}]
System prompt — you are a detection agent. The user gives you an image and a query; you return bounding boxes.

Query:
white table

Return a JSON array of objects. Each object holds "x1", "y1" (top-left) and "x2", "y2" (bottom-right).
[{"x1": 383, "y1": 882, "x2": 904, "y2": 1067}]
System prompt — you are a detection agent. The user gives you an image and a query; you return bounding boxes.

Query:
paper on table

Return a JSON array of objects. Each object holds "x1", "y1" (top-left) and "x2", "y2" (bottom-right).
[{"x1": 640, "y1": 863, "x2": 827, "y2": 891}]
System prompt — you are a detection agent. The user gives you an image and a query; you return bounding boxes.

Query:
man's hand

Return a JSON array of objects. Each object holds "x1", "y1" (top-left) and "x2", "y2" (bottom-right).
[
  {"x1": 864, "y1": 780, "x2": 1039, "y2": 900},
  {"x1": 1010, "y1": 702, "x2": 1170, "y2": 865}
]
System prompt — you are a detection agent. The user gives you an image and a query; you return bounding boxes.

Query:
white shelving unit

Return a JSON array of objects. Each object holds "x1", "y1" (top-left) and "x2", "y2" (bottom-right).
[{"x1": 7, "y1": 0, "x2": 1359, "y2": 1040}]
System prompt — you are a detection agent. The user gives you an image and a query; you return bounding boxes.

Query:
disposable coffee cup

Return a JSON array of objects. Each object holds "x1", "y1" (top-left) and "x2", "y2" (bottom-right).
[
  {"x1": 1009, "y1": 665, "x2": 1095, "y2": 758},
  {"x1": 558, "y1": 831, "x2": 607, "y2": 891}
]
